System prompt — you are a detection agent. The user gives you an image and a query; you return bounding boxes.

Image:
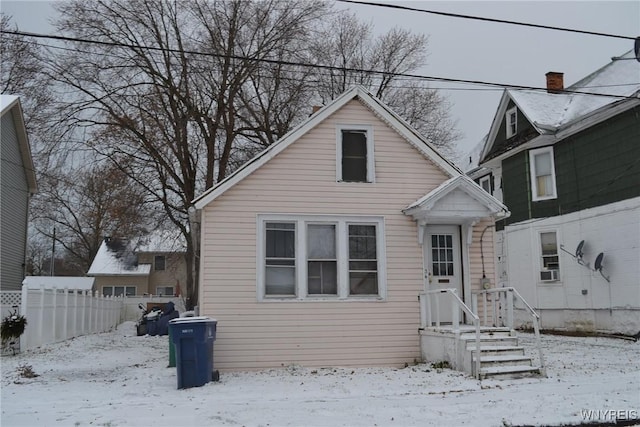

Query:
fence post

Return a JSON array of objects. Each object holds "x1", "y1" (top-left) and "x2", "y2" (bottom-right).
[
  {"x1": 38, "y1": 285, "x2": 45, "y2": 346},
  {"x1": 20, "y1": 284, "x2": 28, "y2": 351},
  {"x1": 63, "y1": 288, "x2": 69, "y2": 341},
  {"x1": 72, "y1": 289, "x2": 78, "y2": 338}
]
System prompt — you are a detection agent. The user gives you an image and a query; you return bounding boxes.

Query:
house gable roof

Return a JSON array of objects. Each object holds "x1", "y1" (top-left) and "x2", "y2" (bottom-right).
[
  {"x1": 0, "y1": 95, "x2": 37, "y2": 193},
  {"x1": 403, "y1": 175, "x2": 510, "y2": 223},
  {"x1": 481, "y1": 50, "x2": 640, "y2": 163},
  {"x1": 193, "y1": 86, "x2": 461, "y2": 209},
  {"x1": 87, "y1": 239, "x2": 151, "y2": 277}
]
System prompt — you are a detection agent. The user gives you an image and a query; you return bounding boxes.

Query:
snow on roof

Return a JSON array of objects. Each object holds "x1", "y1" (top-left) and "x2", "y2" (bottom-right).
[
  {"x1": 87, "y1": 239, "x2": 151, "y2": 276},
  {"x1": 458, "y1": 135, "x2": 488, "y2": 173},
  {"x1": 509, "y1": 50, "x2": 639, "y2": 130},
  {"x1": 134, "y1": 229, "x2": 186, "y2": 253},
  {"x1": 22, "y1": 276, "x2": 95, "y2": 291},
  {"x1": 0, "y1": 94, "x2": 19, "y2": 115}
]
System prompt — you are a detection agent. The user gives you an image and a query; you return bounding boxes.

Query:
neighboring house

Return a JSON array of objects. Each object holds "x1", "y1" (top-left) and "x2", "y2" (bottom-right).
[
  {"x1": 193, "y1": 86, "x2": 512, "y2": 371},
  {"x1": 87, "y1": 232, "x2": 186, "y2": 297},
  {"x1": 1, "y1": 95, "x2": 37, "y2": 291},
  {"x1": 476, "y1": 50, "x2": 640, "y2": 334}
]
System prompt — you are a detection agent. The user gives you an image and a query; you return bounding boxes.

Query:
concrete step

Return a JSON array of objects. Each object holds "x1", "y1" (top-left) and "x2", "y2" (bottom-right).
[
  {"x1": 473, "y1": 354, "x2": 533, "y2": 368},
  {"x1": 479, "y1": 365, "x2": 542, "y2": 380}
]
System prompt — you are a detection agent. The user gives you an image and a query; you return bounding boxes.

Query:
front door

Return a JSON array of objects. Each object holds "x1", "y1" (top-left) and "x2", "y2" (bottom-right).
[{"x1": 424, "y1": 225, "x2": 462, "y2": 323}]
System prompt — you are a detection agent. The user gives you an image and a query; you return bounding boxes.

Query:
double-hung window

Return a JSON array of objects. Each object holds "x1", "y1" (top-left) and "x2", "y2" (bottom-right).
[
  {"x1": 539, "y1": 231, "x2": 560, "y2": 282},
  {"x1": 265, "y1": 222, "x2": 296, "y2": 296},
  {"x1": 259, "y1": 215, "x2": 385, "y2": 301},
  {"x1": 505, "y1": 107, "x2": 517, "y2": 138},
  {"x1": 307, "y1": 224, "x2": 337, "y2": 295},
  {"x1": 479, "y1": 175, "x2": 492, "y2": 194},
  {"x1": 348, "y1": 225, "x2": 378, "y2": 295},
  {"x1": 529, "y1": 147, "x2": 557, "y2": 201},
  {"x1": 337, "y1": 125, "x2": 374, "y2": 183}
]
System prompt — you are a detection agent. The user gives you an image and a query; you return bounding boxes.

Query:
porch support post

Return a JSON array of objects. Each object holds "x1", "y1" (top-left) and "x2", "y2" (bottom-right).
[{"x1": 461, "y1": 221, "x2": 476, "y2": 323}]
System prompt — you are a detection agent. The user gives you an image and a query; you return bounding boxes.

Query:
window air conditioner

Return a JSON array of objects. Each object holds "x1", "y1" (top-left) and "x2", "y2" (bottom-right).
[{"x1": 540, "y1": 269, "x2": 560, "y2": 282}]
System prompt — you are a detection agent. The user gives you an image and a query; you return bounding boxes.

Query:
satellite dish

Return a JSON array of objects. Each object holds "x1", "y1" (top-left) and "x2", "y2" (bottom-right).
[
  {"x1": 594, "y1": 252, "x2": 604, "y2": 271},
  {"x1": 575, "y1": 240, "x2": 585, "y2": 258}
]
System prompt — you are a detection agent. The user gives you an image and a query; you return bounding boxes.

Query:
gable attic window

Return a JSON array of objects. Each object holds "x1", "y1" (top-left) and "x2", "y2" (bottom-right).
[
  {"x1": 337, "y1": 125, "x2": 374, "y2": 183},
  {"x1": 505, "y1": 106, "x2": 517, "y2": 138},
  {"x1": 529, "y1": 147, "x2": 557, "y2": 201}
]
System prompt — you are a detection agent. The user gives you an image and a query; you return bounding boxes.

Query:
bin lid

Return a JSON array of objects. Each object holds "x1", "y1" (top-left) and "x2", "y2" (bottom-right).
[{"x1": 169, "y1": 316, "x2": 217, "y2": 324}]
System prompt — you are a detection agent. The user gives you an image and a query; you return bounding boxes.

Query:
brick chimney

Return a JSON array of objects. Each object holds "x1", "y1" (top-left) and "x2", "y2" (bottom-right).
[{"x1": 545, "y1": 72, "x2": 564, "y2": 94}]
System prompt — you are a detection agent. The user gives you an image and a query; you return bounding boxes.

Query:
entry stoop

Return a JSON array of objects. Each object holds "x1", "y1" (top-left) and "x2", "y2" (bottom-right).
[
  {"x1": 461, "y1": 330, "x2": 543, "y2": 379},
  {"x1": 420, "y1": 327, "x2": 544, "y2": 380}
]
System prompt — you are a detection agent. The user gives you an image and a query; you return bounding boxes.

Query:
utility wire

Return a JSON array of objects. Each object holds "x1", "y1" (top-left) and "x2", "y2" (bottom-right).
[
  {"x1": 1, "y1": 29, "x2": 636, "y2": 100},
  {"x1": 337, "y1": 0, "x2": 637, "y2": 40}
]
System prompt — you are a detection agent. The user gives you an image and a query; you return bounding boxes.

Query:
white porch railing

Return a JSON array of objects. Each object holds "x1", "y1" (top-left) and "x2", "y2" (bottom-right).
[
  {"x1": 419, "y1": 289, "x2": 481, "y2": 379},
  {"x1": 472, "y1": 287, "x2": 545, "y2": 373}
]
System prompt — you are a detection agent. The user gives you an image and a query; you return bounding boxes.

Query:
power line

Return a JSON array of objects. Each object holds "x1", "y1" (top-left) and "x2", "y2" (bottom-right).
[
  {"x1": 337, "y1": 0, "x2": 637, "y2": 40},
  {"x1": 1, "y1": 29, "x2": 635, "y2": 100},
  {"x1": 11, "y1": 35, "x2": 640, "y2": 94}
]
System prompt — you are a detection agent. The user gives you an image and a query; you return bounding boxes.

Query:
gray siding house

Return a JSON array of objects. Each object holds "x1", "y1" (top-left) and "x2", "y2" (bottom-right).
[{"x1": 1, "y1": 95, "x2": 37, "y2": 291}]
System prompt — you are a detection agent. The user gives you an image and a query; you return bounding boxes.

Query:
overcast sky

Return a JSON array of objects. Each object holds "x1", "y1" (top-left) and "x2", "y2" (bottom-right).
[{"x1": 2, "y1": 0, "x2": 639, "y2": 158}]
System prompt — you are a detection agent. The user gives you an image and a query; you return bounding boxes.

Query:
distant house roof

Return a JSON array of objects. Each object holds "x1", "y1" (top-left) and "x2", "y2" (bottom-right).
[
  {"x1": 87, "y1": 239, "x2": 151, "y2": 276},
  {"x1": 22, "y1": 276, "x2": 95, "y2": 291},
  {"x1": 193, "y1": 85, "x2": 461, "y2": 209},
  {"x1": 0, "y1": 95, "x2": 37, "y2": 193},
  {"x1": 481, "y1": 50, "x2": 640, "y2": 162},
  {"x1": 135, "y1": 229, "x2": 187, "y2": 253}
]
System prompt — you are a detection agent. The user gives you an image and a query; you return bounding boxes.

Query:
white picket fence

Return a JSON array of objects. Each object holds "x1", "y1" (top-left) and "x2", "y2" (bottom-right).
[{"x1": 19, "y1": 286, "x2": 123, "y2": 351}]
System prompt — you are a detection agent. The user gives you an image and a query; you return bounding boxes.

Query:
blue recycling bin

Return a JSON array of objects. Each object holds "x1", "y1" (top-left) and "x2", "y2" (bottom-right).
[{"x1": 168, "y1": 317, "x2": 218, "y2": 389}]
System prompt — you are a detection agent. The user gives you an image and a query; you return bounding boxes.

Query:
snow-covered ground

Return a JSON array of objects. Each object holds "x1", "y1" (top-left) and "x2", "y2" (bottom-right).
[{"x1": 1, "y1": 322, "x2": 638, "y2": 427}]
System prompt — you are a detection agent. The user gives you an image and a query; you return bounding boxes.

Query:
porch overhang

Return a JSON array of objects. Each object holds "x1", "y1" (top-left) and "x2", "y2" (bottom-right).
[{"x1": 403, "y1": 175, "x2": 510, "y2": 241}]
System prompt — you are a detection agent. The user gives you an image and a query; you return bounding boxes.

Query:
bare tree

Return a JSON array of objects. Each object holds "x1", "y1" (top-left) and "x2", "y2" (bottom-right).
[
  {"x1": 31, "y1": 161, "x2": 151, "y2": 275},
  {"x1": 309, "y1": 12, "x2": 460, "y2": 153},
  {"x1": 47, "y1": 0, "x2": 329, "y2": 308}
]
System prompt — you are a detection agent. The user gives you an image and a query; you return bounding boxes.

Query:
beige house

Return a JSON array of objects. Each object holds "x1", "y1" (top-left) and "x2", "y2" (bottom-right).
[
  {"x1": 194, "y1": 86, "x2": 525, "y2": 375},
  {"x1": 87, "y1": 234, "x2": 186, "y2": 297}
]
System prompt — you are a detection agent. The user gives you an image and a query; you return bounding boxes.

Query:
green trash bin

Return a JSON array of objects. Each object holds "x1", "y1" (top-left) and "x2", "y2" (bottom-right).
[{"x1": 168, "y1": 327, "x2": 176, "y2": 367}]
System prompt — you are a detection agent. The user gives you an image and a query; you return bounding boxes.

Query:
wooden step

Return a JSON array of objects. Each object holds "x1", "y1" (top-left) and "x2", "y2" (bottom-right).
[
  {"x1": 479, "y1": 365, "x2": 542, "y2": 380},
  {"x1": 473, "y1": 354, "x2": 533, "y2": 368},
  {"x1": 461, "y1": 336, "x2": 518, "y2": 347},
  {"x1": 467, "y1": 345, "x2": 525, "y2": 356}
]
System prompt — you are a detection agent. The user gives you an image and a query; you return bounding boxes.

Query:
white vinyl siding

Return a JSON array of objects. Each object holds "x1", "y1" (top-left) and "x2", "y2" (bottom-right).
[
  {"x1": 1, "y1": 111, "x2": 30, "y2": 291},
  {"x1": 529, "y1": 147, "x2": 557, "y2": 201},
  {"x1": 199, "y1": 99, "x2": 492, "y2": 369}
]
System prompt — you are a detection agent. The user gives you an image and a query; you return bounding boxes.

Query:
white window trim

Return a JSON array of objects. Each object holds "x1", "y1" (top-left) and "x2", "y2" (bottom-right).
[
  {"x1": 537, "y1": 229, "x2": 561, "y2": 284},
  {"x1": 479, "y1": 175, "x2": 492, "y2": 194},
  {"x1": 529, "y1": 146, "x2": 558, "y2": 201},
  {"x1": 257, "y1": 214, "x2": 387, "y2": 302},
  {"x1": 505, "y1": 106, "x2": 517, "y2": 138},
  {"x1": 336, "y1": 124, "x2": 375, "y2": 183}
]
